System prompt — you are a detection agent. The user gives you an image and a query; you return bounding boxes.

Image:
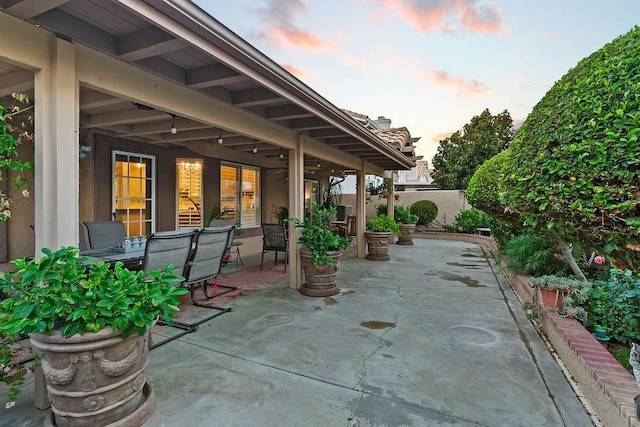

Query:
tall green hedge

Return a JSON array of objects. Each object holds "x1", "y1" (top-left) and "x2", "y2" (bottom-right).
[{"x1": 501, "y1": 26, "x2": 640, "y2": 267}]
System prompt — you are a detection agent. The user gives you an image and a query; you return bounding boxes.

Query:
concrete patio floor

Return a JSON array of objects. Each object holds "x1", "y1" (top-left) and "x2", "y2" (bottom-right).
[{"x1": 2, "y1": 238, "x2": 595, "y2": 426}]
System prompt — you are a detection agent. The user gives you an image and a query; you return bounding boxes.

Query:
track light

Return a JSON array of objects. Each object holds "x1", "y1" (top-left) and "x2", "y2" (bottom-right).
[
  {"x1": 252, "y1": 141, "x2": 258, "y2": 154},
  {"x1": 279, "y1": 148, "x2": 284, "y2": 159},
  {"x1": 217, "y1": 129, "x2": 223, "y2": 144},
  {"x1": 170, "y1": 114, "x2": 177, "y2": 134}
]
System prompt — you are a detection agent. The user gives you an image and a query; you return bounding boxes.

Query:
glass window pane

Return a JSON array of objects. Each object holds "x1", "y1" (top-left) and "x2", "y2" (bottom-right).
[{"x1": 176, "y1": 159, "x2": 203, "y2": 228}]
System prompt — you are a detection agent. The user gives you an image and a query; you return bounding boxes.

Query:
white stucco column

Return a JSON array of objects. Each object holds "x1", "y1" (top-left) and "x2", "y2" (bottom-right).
[
  {"x1": 34, "y1": 37, "x2": 78, "y2": 253},
  {"x1": 288, "y1": 136, "x2": 304, "y2": 289}
]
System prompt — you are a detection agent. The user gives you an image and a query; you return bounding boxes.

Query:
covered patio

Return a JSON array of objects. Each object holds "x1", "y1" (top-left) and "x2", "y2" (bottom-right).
[{"x1": 0, "y1": 1, "x2": 413, "y2": 289}]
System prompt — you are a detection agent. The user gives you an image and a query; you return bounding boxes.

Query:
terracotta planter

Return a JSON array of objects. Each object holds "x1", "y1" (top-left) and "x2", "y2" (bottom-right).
[
  {"x1": 30, "y1": 327, "x2": 155, "y2": 427},
  {"x1": 364, "y1": 231, "x2": 392, "y2": 261},
  {"x1": 538, "y1": 287, "x2": 567, "y2": 310},
  {"x1": 299, "y1": 248, "x2": 342, "y2": 297},
  {"x1": 397, "y1": 224, "x2": 416, "y2": 245}
]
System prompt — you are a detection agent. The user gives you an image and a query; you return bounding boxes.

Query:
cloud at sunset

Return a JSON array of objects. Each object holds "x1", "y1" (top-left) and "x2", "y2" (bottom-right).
[
  {"x1": 426, "y1": 70, "x2": 491, "y2": 95},
  {"x1": 372, "y1": 0, "x2": 506, "y2": 35},
  {"x1": 281, "y1": 64, "x2": 309, "y2": 80},
  {"x1": 256, "y1": 0, "x2": 338, "y2": 51}
]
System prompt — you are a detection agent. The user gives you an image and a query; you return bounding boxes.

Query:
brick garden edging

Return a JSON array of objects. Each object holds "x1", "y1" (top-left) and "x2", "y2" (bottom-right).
[{"x1": 419, "y1": 232, "x2": 640, "y2": 427}]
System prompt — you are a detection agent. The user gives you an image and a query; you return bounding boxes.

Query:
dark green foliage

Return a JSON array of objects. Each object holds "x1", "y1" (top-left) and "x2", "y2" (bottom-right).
[
  {"x1": 432, "y1": 109, "x2": 514, "y2": 190},
  {"x1": 448, "y1": 208, "x2": 492, "y2": 234},
  {"x1": 586, "y1": 269, "x2": 640, "y2": 344},
  {"x1": 376, "y1": 204, "x2": 418, "y2": 224},
  {"x1": 466, "y1": 149, "x2": 514, "y2": 220},
  {"x1": 501, "y1": 26, "x2": 640, "y2": 268},
  {"x1": 366, "y1": 214, "x2": 400, "y2": 235},
  {"x1": 499, "y1": 234, "x2": 570, "y2": 276},
  {"x1": 288, "y1": 202, "x2": 351, "y2": 265},
  {"x1": 410, "y1": 200, "x2": 438, "y2": 226}
]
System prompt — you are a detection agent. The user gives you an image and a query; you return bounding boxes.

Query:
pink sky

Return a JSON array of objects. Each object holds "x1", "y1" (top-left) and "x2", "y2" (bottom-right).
[{"x1": 200, "y1": 0, "x2": 640, "y2": 164}]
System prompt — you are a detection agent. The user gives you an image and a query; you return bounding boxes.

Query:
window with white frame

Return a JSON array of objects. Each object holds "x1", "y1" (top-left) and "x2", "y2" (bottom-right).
[
  {"x1": 112, "y1": 151, "x2": 155, "y2": 237},
  {"x1": 176, "y1": 159, "x2": 203, "y2": 228},
  {"x1": 220, "y1": 163, "x2": 260, "y2": 228}
]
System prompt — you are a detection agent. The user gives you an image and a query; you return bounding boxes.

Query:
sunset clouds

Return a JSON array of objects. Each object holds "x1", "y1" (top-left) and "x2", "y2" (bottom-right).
[
  {"x1": 256, "y1": 0, "x2": 338, "y2": 51},
  {"x1": 371, "y1": 0, "x2": 506, "y2": 35},
  {"x1": 426, "y1": 70, "x2": 491, "y2": 96}
]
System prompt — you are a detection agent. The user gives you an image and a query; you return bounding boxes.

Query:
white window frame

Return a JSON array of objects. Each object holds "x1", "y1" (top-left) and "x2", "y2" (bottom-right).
[{"x1": 220, "y1": 162, "x2": 261, "y2": 228}]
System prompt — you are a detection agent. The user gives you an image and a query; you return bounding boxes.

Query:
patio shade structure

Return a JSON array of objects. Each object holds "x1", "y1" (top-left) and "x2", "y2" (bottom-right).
[{"x1": 0, "y1": 0, "x2": 414, "y2": 288}]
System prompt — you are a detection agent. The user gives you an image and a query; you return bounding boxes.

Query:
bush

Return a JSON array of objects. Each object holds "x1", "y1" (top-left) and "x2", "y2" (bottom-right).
[
  {"x1": 586, "y1": 269, "x2": 640, "y2": 345},
  {"x1": 410, "y1": 200, "x2": 438, "y2": 226},
  {"x1": 501, "y1": 26, "x2": 640, "y2": 267},
  {"x1": 448, "y1": 208, "x2": 491, "y2": 234},
  {"x1": 376, "y1": 204, "x2": 418, "y2": 224},
  {"x1": 499, "y1": 234, "x2": 570, "y2": 276}
]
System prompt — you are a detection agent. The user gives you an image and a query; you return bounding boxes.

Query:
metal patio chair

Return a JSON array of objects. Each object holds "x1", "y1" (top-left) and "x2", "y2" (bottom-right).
[
  {"x1": 186, "y1": 224, "x2": 236, "y2": 302},
  {"x1": 261, "y1": 223, "x2": 288, "y2": 272},
  {"x1": 84, "y1": 221, "x2": 126, "y2": 249}
]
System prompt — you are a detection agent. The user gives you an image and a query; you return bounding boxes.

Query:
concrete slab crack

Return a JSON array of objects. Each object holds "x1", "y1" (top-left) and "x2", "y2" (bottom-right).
[{"x1": 347, "y1": 290, "x2": 399, "y2": 426}]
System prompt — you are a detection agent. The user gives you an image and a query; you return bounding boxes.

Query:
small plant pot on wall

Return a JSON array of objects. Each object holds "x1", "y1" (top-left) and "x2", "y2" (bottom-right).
[
  {"x1": 30, "y1": 328, "x2": 155, "y2": 427},
  {"x1": 397, "y1": 224, "x2": 416, "y2": 245},
  {"x1": 299, "y1": 248, "x2": 342, "y2": 297},
  {"x1": 365, "y1": 231, "x2": 392, "y2": 261},
  {"x1": 537, "y1": 287, "x2": 567, "y2": 310}
]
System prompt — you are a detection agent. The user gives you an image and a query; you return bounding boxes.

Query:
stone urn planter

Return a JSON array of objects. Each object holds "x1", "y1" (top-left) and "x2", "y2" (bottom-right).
[
  {"x1": 31, "y1": 327, "x2": 155, "y2": 427},
  {"x1": 397, "y1": 224, "x2": 416, "y2": 245},
  {"x1": 364, "y1": 231, "x2": 393, "y2": 261},
  {"x1": 299, "y1": 248, "x2": 342, "y2": 297}
]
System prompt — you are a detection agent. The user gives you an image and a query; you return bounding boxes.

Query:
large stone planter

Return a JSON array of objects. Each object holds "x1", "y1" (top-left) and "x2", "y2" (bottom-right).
[
  {"x1": 299, "y1": 248, "x2": 342, "y2": 297},
  {"x1": 397, "y1": 224, "x2": 416, "y2": 245},
  {"x1": 364, "y1": 231, "x2": 392, "y2": 261},
  {"x1": 30, "y1": 327, "x2": 155, "y2": 427}
]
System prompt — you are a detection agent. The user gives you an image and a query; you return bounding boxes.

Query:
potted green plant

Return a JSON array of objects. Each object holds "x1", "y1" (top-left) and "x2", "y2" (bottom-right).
[
  {"x1": 364, "y1": 214, "x2": 400, "y2": 261},
  {"x1": 529, "y1": 275, "x2": 586, "y2": 311},
  {"x1": 287, "y1": 202, "x2": 351, "y2": 297},
  {"x1": 0, "y1": 246, "x2": 187, "y2": 426},
  {"x1": 393, "y1": 205, "x2": 419, "y2": 246}
]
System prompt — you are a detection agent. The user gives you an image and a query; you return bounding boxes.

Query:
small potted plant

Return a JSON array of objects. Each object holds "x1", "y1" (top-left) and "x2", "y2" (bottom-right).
[
  {"x1": 364, "y1": 214, "x2": 400, "y2": 261},
  {"x1": 393, "y1": 205, "x2": 419, "y2": 246},
  {"x1": 0, "y1": 246, "x2": 187, "y2": 426},
  {"x1": 529, "y1": 275, "x2": 586, "y2": 311},
  {"x1": 287, "y1": 203, "x2": 351, "y2": 297}
]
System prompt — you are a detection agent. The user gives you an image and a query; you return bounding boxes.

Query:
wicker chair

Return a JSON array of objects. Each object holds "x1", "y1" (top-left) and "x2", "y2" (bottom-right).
[{"x1": 260, "y1": 223, "x2": 288, "y2": 272}]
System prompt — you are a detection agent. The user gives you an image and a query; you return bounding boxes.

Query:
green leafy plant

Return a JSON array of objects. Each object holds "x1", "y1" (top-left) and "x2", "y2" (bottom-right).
[
  {"x1": 375, "y1": 204, "x2": 418, "y2": 225},
  {"x1": 287, "y1": 202, "x2": 351, "y2": 265},
  {"x1": 394, "y1": 205, "x2": 419, "y2": 225},
  {"x1": 273, "y1": 206, "x2": 289, "y2": 223},
  {"x1": 499, "y1": 234, "x2": 570, "y2": 276},
  {"x1": 586, "y1": 268, "x2": 640, "y2": 344},
  {"x1": 0, "y1": 246, "x2": 188, "y2": 403},
  {"x1": 366, "y1": 214, "x2": 400, "y2": 235},
  {"x1": 410, "y1": 200, "x2": 438, "y2": 226},
  {"x1": 500, "y1": 26, "x2": 640, "y2": 269},
  {"x1": 448, "y1": 208, "x2": 492, "y2": 234},
  {"x1": 205, "y1": 203, "x2": 232, "y2": 227}
]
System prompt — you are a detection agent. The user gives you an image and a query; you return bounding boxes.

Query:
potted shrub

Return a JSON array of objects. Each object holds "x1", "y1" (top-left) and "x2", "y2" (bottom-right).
[
  {"x1": 0, "y1": 246, "x2": 187, "y2": 426},
  {"x1": 529, "y1": 275, "x2": 586, "y2": 311},
  {"x1": 287, "y1": 203, "x2": 351, "y2": 297},
  {"x1": 394, "y1": 205, "x2": 419, "y2": 245},
  {"x1": 364, "y1": 214, "x2": 400, "y2": 261}
]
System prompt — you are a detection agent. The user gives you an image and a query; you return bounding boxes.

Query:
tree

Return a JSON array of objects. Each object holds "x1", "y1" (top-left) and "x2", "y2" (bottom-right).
[
  {"x1": 431, "y1": 109, "x2": 514, "y2": 190},
  {"x1": 501, "y1": 26, "x2": 640, "y2": 271}
]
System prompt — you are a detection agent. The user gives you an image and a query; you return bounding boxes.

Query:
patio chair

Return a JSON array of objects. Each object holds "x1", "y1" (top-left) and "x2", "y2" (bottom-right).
[
  {"x1": 79, "y1": 224, "x2": 88, "y2": 250},
  {"x1": 261, "y1": 223, "x2": 288, "y2": 272},
  {"x1": 186, "y1": 225, "x2": 236, "y2": 304},
  {"x1": 84, "y1": 221, "x2": 126, "y2": 249},
  {"x1": 142, "y1": 229, "x2": 198, "y2": 348},
  {"x1": 208, "y1": 219, "x2": 244, "y2": 267}
]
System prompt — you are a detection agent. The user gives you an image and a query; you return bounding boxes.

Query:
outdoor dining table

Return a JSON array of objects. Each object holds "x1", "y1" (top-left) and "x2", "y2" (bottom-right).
[{"x1": 79, "y1": 247, "x2": 145, "y2": 269}]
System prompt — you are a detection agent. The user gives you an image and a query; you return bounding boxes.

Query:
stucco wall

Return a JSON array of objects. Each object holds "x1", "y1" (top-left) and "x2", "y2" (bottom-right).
[{"x1": 341, "y1": 189, "x2": 469, "y2": 228}]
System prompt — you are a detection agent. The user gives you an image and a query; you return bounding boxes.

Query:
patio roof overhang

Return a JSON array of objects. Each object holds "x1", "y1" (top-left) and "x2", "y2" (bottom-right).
[{"x1": 0, "y1": 0, "x2": 414, "y2": 175}]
